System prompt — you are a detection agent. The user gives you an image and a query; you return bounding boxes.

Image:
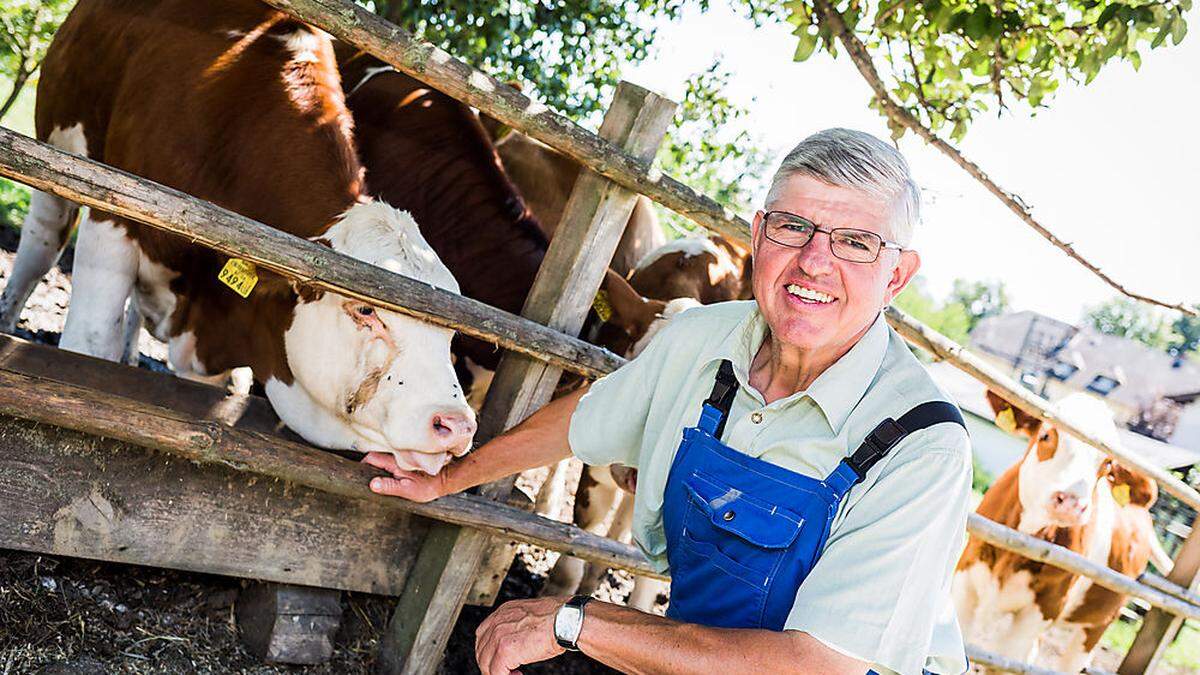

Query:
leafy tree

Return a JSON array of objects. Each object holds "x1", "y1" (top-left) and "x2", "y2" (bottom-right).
[
  {"x1": 655, "y1": 61, "x2": 772, "y2": 235},
  {"x1": 949, "y1": 278, "x2": 1009, "y2": 333},
  {"x1": 0, "y1": 0, "x2": 72, "y2": 122},
  {"x1": 1168, "y1": 314, "x2": 1200, "y2": 358},
  {"x1": 786, "y1": 0, "x2": 1191, "y2": 142},
  {"x1": 893, "y1": 276, "x2": 972, "y2": 345},
  {"x1": 1083, "y1": 297, "x2": 1173, "y2": 349}
]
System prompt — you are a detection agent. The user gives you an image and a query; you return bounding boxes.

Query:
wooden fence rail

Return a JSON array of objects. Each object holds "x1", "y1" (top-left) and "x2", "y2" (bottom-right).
[{"x1": 0, "y1": 127, "x2": 622, "y2": 380}]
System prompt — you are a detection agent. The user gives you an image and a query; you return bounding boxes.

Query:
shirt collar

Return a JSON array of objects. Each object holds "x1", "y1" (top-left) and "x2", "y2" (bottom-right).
[{"x1": 705, "y1": 307, "x2": 891, "y2": 434}]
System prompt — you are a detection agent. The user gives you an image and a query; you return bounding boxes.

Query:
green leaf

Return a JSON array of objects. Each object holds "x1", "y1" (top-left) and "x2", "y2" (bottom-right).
[
  {"x1": 966, "y1": 6, "x2": 990, "y2": 40},
  {"x1": 1130, "y1": 50, "x2": 1142, "y2": 70},
  {"x1": 1152, "y1": 24, "x2": 1170, "y2": 48},
  {"x1": 1016, "y1": 39, "x2": 1035, "y2": 61},
  {"x1": 1097, "y1": 3, "x2": 1122, "y2": 29},
  {"x1": 794, "y1": 29, "x2": 819, "y2": 61},
  {"x1": 1171, "y1": 15, "x2": 1188, "y2": 44}
]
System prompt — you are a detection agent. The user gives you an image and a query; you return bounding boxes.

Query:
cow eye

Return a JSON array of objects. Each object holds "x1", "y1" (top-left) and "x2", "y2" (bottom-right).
[
  {"x1": 1039, "y1": 432, "x2": 1051, "y2": 442},
  {"x1": 357, "y1": 306, "x2": 375, "y2": 317}
]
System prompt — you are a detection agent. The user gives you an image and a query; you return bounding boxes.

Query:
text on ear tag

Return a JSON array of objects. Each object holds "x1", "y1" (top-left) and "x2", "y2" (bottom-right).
[
  {"x1": 1112, "y1": 484, "x2": 1132, "y2": 507},
  {"x1": 592, "y1": 290, "x2": 613, "y2": 322},
  {"x1": 996, "y1": 407, "x2": 1018, "y2": 435},
  {"x1": 219, "y1": 258, "x2": 259, "y2": 298}
]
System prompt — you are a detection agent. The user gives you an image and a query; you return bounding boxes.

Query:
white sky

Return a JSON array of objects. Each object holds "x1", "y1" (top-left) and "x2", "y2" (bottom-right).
[{"x1": 624, "y1": 6, "x2": 1199, "y2": 325}]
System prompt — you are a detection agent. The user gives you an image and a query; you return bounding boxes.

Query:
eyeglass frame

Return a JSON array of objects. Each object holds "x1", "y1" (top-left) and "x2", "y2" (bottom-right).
[{"x1": 756, "y1": 210, "x2": 905, "y2": 264}]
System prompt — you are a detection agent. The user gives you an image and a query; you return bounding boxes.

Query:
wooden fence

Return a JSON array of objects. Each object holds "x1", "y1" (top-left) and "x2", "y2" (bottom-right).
[{"x1": 0, "y1": 1, "x2": 1196, "y2": 673}]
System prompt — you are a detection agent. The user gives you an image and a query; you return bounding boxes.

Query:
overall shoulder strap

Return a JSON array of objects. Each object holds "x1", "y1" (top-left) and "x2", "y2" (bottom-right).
[
  {"x1": 830, "y1": 401, "x2": 966, "y2": 494},
  {"x1": 699, "y1": 359, "x2": 739, "y2": 439}
]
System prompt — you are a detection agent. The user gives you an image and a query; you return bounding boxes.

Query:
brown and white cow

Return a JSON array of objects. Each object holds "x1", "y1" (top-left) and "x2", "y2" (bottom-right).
[
  {"x1": 0, "y1": 0, "x2": 475, "y2": 474},
  {"x1": 628, "y1": 235, "x2": 752, "y2": 305},
  {"x1": 954, "y1": 391, "x2": 1172, "y2": 672}
]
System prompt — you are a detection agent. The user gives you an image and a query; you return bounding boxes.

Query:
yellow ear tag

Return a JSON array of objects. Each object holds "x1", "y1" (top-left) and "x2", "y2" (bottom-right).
[
  {"x1": 592, "y1": 289, "x2": 613, "y2": 323},
  {"x1": 218, "y1": 258, "x2": 259, "y2": 298},
  {"x1": 996, "y1": 407, "x2": 1018, "y2": 435},
  {"x1": 1112, "y1": 484, "x2": 1132, "y2": 507}
]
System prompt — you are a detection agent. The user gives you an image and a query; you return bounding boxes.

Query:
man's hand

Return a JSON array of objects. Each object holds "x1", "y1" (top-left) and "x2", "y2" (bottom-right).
[
  {"x1": 362, "y1": 452, "x2": 448, "y2": 503},
  {"x1": 475, "y1": 597, "x2": 567, "y2": 675}
]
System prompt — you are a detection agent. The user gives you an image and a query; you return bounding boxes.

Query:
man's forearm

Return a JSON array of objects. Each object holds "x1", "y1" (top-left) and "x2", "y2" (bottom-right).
[
  {"x1": 577, "y1": 602, "x2": 865, "y2": 675},
  {"x1": 443, "y1": 385, "x2": 587, "y2": 494}
]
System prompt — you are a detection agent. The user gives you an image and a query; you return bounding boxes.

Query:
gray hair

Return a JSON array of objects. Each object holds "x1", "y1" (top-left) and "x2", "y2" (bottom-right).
[{"x1": 764, "y1": 128, "x2": 921, "y2": 247}]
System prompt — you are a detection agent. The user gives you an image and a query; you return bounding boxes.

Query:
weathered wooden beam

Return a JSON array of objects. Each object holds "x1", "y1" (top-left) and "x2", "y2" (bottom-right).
[
  {"x1": 0, "y1": 359, "x2": 663, "y2": 579},
  {"x1": 259, "y1": 0, "x2": 750, "y2": 248},
  {"x1": 965, "y1": 645, "x2": 1064, "y2": 675},
  {"x1": 1119, "y1": 521, "x2": 1200, "y2": 674},
  {"x1": 0, "y1": 413, "x2": 428, "y2": 595},
  {"x1": 968, "y1": 513, "x2": 1200, "y2": 621},
  {"x1": 379, "y1": 81, "x2": 676, "y2": 675},
  {"x1": 888, "y1": 305, "x2": 1200, "y2": 511},
  {"x1": 0, "y1": 126, "x2": 622, "y2": 380}
]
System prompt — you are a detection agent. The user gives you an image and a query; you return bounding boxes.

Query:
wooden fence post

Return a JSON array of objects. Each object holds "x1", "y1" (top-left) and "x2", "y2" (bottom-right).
[
  {"x1": 1119, "y1": 516, "x2": 1200, "y2": 674},
  {"x1": 376, "y1": 81, "x2": 676, "y2": 675}
]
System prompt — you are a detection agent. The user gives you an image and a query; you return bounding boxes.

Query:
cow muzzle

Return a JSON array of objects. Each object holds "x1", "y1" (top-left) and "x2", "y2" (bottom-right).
[{"x1": 1047, "y1": 491, "x2": 1089, "y2": 526}]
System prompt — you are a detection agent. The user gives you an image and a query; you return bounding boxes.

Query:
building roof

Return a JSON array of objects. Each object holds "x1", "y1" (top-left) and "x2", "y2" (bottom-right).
[
  {"x1": 970, "y1": 311, "x2": 1200, "y2": 413},
  {"x1": 925, "y1": 361, "x2": 1200, "y2": 470}
]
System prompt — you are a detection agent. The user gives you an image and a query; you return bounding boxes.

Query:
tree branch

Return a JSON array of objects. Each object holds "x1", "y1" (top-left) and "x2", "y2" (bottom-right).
[{"x1": 812, "y1": 0, "x2": 1197, "y2": 317}]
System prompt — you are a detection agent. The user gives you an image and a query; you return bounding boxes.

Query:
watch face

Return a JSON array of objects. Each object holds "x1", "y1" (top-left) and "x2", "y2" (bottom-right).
[{"x1": 554, "y1": 604, "x2": 584, "y2": 646}]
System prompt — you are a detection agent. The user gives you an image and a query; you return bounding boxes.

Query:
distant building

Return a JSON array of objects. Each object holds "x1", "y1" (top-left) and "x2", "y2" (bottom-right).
[{"x1": 969, "y1": 311, "x2": 1200, "y2": 429}]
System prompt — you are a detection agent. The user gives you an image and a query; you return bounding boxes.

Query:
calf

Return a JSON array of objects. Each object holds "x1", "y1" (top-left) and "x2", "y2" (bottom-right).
[
  {"x1": 0, "y1": 0, "x2": 474, "y2": 473},
  {"x1": 954, "y1": 391, "x2": 1169, "y2": 672}
]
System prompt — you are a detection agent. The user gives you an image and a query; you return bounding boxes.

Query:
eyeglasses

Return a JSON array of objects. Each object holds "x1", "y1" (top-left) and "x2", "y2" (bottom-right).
[{"x1": 760, "y1": 210, "x2": 903, "y2": 263}]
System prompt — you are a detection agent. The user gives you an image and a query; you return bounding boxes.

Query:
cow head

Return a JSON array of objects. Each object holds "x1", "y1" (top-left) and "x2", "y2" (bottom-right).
[
  {"x1": 265, "y1": 201, "x2": 476, "y2": 474},
  {"x1": 988, "y1": 390, "x2": 1119, "y2": 530},
  {"x1": 594, "y1": 269, "x2": 701, "y2": 358}
]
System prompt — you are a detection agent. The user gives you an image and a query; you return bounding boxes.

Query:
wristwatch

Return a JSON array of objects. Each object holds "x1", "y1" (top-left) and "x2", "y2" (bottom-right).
[{"x1": 553, "y1": 595, "x2": 591, "y2": 651}]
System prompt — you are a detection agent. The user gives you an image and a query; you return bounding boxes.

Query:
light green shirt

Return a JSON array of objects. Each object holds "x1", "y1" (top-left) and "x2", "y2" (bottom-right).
[{"x1": 568, "y1": 301, "x2": 972, "y2": 675}]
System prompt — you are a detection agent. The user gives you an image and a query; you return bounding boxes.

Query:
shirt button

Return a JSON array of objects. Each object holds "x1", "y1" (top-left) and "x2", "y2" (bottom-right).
[{"x1": 751, "y1": 411, "x2": 763, "y2": 424}]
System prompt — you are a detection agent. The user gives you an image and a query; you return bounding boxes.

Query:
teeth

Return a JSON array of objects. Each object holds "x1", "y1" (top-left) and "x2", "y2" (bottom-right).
[{"x1": 786, "y1": 284, "x2": 834, "y2": 304}]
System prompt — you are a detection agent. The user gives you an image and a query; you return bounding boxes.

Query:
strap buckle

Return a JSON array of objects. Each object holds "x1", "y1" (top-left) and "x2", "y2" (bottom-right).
[{"x1": 847, "y1": 417, "x2": 907, "y2": 480}]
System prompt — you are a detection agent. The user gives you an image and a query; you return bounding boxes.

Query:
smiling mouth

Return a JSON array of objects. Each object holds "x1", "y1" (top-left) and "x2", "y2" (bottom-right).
[{"x1": 785, "y1": 283, "x2": 836, "y2": 305}]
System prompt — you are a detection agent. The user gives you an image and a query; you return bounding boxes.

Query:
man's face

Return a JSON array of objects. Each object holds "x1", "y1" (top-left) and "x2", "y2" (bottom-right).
[{"x1": 751, "y1": 174, "x2": 921, "y2": 358}]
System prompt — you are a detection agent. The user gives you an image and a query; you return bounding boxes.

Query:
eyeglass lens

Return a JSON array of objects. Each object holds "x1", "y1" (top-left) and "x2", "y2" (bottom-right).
[{"x1": 764, "y1": 212, "x2": 882, "y2": 263}]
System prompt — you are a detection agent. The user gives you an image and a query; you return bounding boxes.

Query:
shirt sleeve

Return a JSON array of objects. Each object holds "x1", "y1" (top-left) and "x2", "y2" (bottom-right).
[
  {"x1": 783, "y1": 438, "x2": 973, "y2": 675},
  {"x1": 567, "y1": 318, "x2": 678, "y2": 469}
]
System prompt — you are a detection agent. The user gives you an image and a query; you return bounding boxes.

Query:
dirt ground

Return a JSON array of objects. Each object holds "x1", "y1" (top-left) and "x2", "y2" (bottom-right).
[{"x1": 0, "y1": 223, "x2": 624, "y2": 674}]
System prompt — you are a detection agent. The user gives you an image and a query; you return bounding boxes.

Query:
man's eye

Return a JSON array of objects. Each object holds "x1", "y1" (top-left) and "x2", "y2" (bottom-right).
[{"x1": 781, "y1": 222, "x2": 811, "y2": 233}]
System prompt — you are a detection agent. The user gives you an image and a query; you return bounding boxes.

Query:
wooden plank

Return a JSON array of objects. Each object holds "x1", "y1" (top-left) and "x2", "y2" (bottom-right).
[
  {"x1": 379, "y1": 81, "x2": 676, "y2": 675},
  {"x1": 0, "y1": 334, "x2": 281, "y2": 433},
  {"x1": 0, "y1": 413, "x2": 427, "y2": 594},
  {"x1": 1119, "y1": 521, "x2": 1200, "y2": 674},
  {"x1": 0, "y1": 126, "x2": 622, "y2": 380},
  {"x1": 259, "y1": 0, "x2": 750, "y2": 248},
  {"x1": 0, "y1": 356, "x2": 663, "y2": 578}
]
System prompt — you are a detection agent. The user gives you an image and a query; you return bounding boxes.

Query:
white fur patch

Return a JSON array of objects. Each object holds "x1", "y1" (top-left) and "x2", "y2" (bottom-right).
[
  {"x1": 634, "y1": 237, "x2": 723, "y2": 272},
  {"x1": 59, "y1": 216, "x2": 139, "y2": 361},
  {"x1": 275, "y1": 29, "x2": 323, "y2": 63},
  {"x1": 628, "y1": 298, "x2": 700, "y2": 358},
  {"x1": 133, "y1": 252, "x2": 179, "y2": 341},
  {"x1": 322, "y1": 201, "x2": 460, "y2": 293}
]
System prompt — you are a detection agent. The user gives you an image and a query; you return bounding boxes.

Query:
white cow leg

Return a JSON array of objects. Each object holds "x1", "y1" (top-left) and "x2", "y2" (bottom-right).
[
  {"x1": 542, "y1": 466, "x2": 622, "y2": 598},
  {"x1": 119, "y1": 296, "x2": 143, "y2": 366},
  {"x1": 1039, "y1": 621, "x2": 1093, "y2": 673},
  {"x1": 0, "y1": 189, "x2": 80, "y2": 333},
  {"x1": 627, "y1": 578, "x2": 668, "y2": 613},
  {"x1": 60, "y1": 216, "x2": 139, "y2": 361}
]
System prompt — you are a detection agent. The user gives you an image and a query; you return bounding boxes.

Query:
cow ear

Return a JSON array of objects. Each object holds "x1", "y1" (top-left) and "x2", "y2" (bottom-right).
[
  {"x1": 986, "y1": 390, "x2": 1041, "y2": 438},
  {"x1": 600, "y1": 269, "x2": 664, "y2": 336}
]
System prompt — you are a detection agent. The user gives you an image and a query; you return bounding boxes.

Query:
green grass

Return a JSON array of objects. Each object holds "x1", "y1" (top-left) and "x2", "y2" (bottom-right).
[{"x1": 1101, "y1": 617, "x2": 1200, "y2": 671}]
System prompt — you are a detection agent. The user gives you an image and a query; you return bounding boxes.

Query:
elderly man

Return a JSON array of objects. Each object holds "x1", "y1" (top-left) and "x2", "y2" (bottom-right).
[{"x1": 366, "y1": 128, "x2": 973, "y2": 675}]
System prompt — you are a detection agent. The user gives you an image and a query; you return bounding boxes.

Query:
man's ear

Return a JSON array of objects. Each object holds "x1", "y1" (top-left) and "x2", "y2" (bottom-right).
[{"x1": 885, "y1": 249, "x2": 921, "y2": 303}]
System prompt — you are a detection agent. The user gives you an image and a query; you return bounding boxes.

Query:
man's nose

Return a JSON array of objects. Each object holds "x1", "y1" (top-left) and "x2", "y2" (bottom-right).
[{"x1": 794, "y1": 230, "x2": 836, "y2": 275}]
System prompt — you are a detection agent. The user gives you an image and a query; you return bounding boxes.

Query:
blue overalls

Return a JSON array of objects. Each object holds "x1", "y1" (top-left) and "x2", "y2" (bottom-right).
[{"x1": 662, "y1": 360, "x2": 965, "y2": 649}]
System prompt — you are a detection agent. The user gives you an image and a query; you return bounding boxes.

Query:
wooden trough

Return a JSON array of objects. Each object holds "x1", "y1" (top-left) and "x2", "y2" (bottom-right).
[{"x1": 0, "y1": 1, "x2": 1198, "y2": 673}]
